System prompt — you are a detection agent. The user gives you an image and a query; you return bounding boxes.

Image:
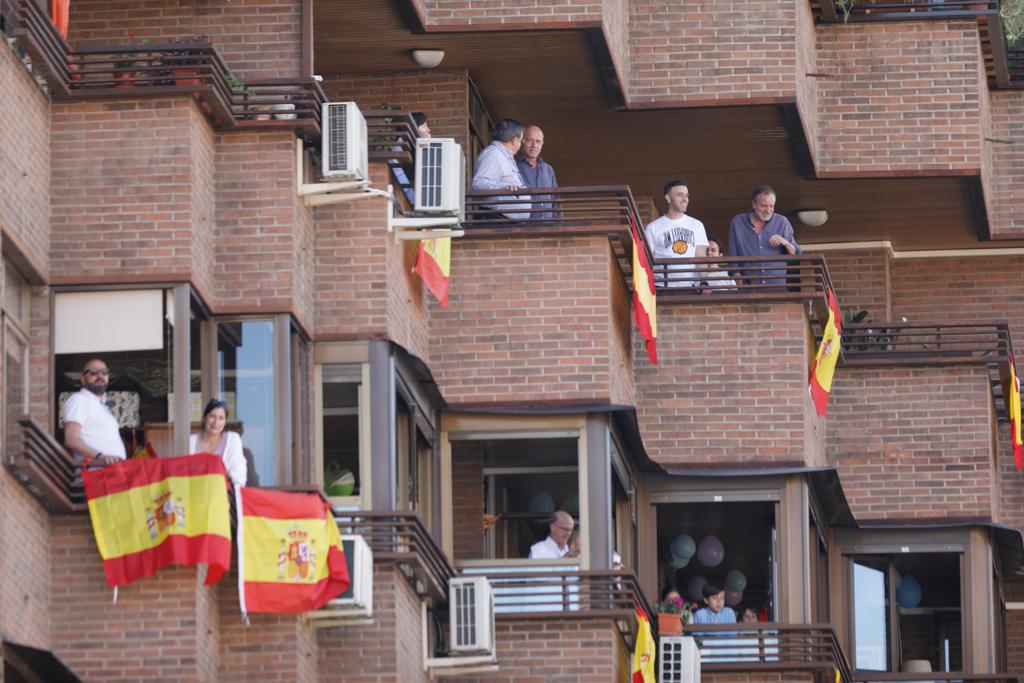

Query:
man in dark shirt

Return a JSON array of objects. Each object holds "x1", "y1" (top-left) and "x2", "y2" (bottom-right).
[
  {"x1": 515, "y1": 125, "x2": 558, "y2": 220},
  {"x1": 727, "y1": 185, "x2": 800, "y2": 286}
]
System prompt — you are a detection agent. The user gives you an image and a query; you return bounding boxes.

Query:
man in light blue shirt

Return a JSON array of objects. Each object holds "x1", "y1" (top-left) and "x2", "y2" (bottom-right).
[
  {"x1": 471, "y1": 118, "x2": 531, "y2": 220},
  {"x1": 727, "y1": 185, "x2": 800, "y2": 286},
  {"x1": 692, "y1": 583, "x2": 737, "y2": 625}
]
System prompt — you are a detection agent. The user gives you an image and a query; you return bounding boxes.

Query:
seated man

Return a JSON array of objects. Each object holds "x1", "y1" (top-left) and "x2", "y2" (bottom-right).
[
  {"x1": 63, "y1": 359, "x2": 127, "y2": 469},
  {"x1": 471, "y1": 118, "x2": 531, "y2": 220},
  {"x1": 692, "y1": 583, "x2": 737, "y2": 625},
  {"x1": 528, "y1": 510, "x2": 575, "y2": 559},
  {"x1": 727, "y1": 185, "x2": 800, "y2": 286},
  {"x1": 644, "y1": 179, "x2": 708, "y2": 289}
]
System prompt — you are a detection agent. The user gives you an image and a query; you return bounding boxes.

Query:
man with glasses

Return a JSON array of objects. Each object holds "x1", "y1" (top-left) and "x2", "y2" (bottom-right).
[
  {"x1": 64, "y1": 359, "x2": 126, "y2": 467},
  {"x1": 528, "y1": 510, "x2": 576, "y2": 559}
]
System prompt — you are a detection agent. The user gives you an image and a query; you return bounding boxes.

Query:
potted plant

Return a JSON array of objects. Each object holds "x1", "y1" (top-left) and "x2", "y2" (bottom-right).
[
  {"x1": 111, "y1": 33, "x2": 148, "y2": 88},
  {"x1": 657, "y1": 594, "x2": 686, "y2": 635},
  {"x1": 159, "y1": 36, "x2": 207, "y2": 88}
]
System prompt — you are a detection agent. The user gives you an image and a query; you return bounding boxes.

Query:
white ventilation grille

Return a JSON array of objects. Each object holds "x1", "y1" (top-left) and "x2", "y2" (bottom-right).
[
  {"x1": 659, "y1": 636, "x2": 700, "y2": 683},
  {"x1": 417, "y1": 141, "x2": 445, "y2": 210},
  {"x1": 414, "y1": 137, "x2": 464, "y2": 216},
  {"x1": 449, "y1": 576, "x2": 494, "y2": 654},
  {"x1": 452, "y1": 580, "x2": 476, "y2": 649}
]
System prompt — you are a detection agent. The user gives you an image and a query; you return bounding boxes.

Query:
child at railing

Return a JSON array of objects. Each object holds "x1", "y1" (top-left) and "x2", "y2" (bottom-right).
[{"x1": 700, "y1": 239, "x2": 737, "y2": 293}]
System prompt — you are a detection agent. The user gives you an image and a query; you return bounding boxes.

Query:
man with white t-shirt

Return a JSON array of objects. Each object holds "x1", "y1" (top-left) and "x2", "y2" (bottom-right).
[
  {"x1": 63, "y1": 358, "x2": 126, "y2": 468},
  {"x1": 644, "y1": 179, "x2": 709, "y2": 288}
]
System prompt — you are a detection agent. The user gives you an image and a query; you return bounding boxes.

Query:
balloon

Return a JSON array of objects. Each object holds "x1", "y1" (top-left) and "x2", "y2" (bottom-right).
[
  {"x1": 687, "y1": 575, "x2": 707, "y2": 602},
  {"x1": 528, "y1": 492, "x2": 555, "y2": 513},
  {"x1": 562, "y1": 493, "x2": 579, "y2": 516},
  {"x1": 670, "y1": 533, "x2": 697, "y2": 561},
  {"x1": 697, "y1": 535, "x2": 725, "y2": 567},
  {"x1": 725, "y1": 570, "x2": 747, "y2": 592},
  {"x1": 669, "y1": 555, "x2": 690, "y2": 570},
  {"x1": 896, "y1": 575, "x2": 922, "y2": 609},
  {"x1": 725, "y1": 588, "x2": 743, "y2": 607}
]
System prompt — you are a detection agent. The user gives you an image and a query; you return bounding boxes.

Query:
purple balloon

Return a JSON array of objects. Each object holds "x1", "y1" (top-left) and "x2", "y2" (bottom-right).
[
  {"x1": 725, "y1": 588, "x2": 743, "y2": 607},
  {"x1": 687, "y1": 575, "x2": 707, "y2": 603},
  {"x1": 697, "y1": 535, "x2": 725, "y2": 567}
]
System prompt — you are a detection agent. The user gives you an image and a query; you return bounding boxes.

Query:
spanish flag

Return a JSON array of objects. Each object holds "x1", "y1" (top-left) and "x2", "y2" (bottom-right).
[
  {"x1": 631, "y1": 607, "x2": 656, "y2": 683},
  {"x1": 809, "y1": 287, "x2": 843, "y2": 416},
  {"x1": 414, "y1": 237, "x2": 451, "y2": 307},
  {"x1": 1010, "y1": 350, "x2": 1023, "y2": 471},
  {"x1": 83, "y1": 454, "x2": 231, "y2": 588},
  {"x1": 237, "y1": 487, "x2": 350, "y2": 615},
  {"x1": 630, "y1": 216, "x2": 658, "y2": 365}
]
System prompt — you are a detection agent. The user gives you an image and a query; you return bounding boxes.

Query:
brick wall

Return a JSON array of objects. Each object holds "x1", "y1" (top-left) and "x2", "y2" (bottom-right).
[
  {"x1": 316, "y1": 564, "x2": 428, "y2": 683},
  {"x1": 828, "y1": 365, "x2": 996, "y2": 522},
  {"x1": 795, "y1": 0, "x2": 820, "y2": 168},
  {"x1": 324, "y1": 72, "x2": 471, "y2": 152},
  {"x1": 988, "y1": 91, "x2": 1024, "y2": 240},
  {"x1": 50, "y1": 515, "x2": 219, "y2": 681},
  {"x1": 816, "y1": 21, "x2": 984, "y2": 175},
  {"x1": 0, "y1": 473, "x2": 52, "y2": 650},
  {"x1": 1006, "y1": 582, "x2": 1024, "y2": 675},
  {"x1": 627, "y1": 0, "x2": 796, "y2": 107},
  {"x1": 429, "y1": 235, "x2": 630, "y2": 407},
  {"x1": 67, "y1": 0, "x2": 303, "y2": 79},
  {"x1": 190, "y1": 104, "x2": 217, "y2": 305},
  {"x1": 456, "y1": 619, "x2": 626, "y2": 683},
  {"x1": 0, "y1": 42, "x2": 50, "y2": 274},
  {"x1": 413, "y1": 1, "x2": 603, "y2": 28},
  {"x1": 451, "y1": 443, "x2": 484, "y2": 561},
  {"x1": 809, "y1": 248, "x2": 891, "y2": 322},
  {"x1": 635, "y1": 302, "x2": 825, "y2": 469}
]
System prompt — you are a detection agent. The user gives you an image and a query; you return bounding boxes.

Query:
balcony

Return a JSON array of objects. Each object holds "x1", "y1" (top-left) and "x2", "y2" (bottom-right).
[
  {"x1": 5, "y1": 0, "x2": 326, "y2": 134},
  {"x1": 5, "y1": 416, "x2": 84, "y2": 513}
]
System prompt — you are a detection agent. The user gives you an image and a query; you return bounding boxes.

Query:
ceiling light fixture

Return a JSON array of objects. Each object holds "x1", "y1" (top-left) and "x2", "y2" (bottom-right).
[
  {"x1": 410, "y1": 49, "x2": 445, "y2": 69},
  {"x1": 796, "y1": 209, "x2": 829, "y2": 227}
]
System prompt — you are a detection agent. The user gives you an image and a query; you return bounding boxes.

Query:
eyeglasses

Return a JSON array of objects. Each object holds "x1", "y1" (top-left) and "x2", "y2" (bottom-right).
[
  {"x1": 83, "y1": 368, "x2": 110, "y2": 377},
  {"x1": 554, "y1": 524, "x2": 574, "y2": 533}
]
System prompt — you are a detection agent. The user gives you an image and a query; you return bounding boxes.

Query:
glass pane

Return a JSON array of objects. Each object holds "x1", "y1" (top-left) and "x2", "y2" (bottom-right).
[
  {"x1": 322, "y1": 363, "x2": 360, "y2": 498},
  {"x1": 217, "y1": 320, "x2": 275, "y2": 485},
  {"x1": 854, "y1": 561, "x2": 890, "y2": 671},
  {"x1": 5, "y1": 324, "x2": 28, "y2": 454}
]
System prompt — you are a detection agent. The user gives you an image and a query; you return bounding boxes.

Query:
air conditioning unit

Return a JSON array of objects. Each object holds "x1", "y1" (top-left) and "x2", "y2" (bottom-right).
[
  {"x1": 321, "y1": 102, "x2": 368, "y2": 181},
  {"x1": 659, "y1": 636, "x2": 700, "y2": 683},
  {"x1": 307, "y1": 534, "x2": 373, "y2": 628},
  {"x1": 414, "y1": 137, "x2": 464, "y2": 217},
  {"x1": 449, "y1": 576, "x2": 495, "y2": 654}
]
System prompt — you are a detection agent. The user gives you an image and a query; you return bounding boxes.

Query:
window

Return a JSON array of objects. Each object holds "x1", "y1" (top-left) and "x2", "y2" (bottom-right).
[{"x1": 320, "y1": 363, "x2": 362, "y2": 504}]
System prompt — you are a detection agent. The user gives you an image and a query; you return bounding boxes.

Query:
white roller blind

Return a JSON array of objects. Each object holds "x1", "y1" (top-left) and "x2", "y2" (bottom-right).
[{"x1": 55, "y1": 290, "x2": 164, "y2": 354}]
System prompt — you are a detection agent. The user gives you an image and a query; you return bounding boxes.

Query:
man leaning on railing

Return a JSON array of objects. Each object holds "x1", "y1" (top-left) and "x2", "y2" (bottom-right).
[
  {"x1": 727, "y1": 185, "x2": 800, "y2": 287},
  {"x1": 471, "y1": 118, "x2": 532, "y2": 220}
]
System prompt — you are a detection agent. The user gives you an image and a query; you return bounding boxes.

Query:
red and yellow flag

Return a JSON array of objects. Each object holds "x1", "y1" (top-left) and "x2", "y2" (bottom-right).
[
  {"x1": 630, "y1": 216, "x2": 658, "y2": 365},
  {"x1": 237, "y1": 487, "x2": 350, "y2": 614},
  {"x1": 631, "y1": 607, "x2": 656, "y2": 683},
  {"x1": 83, "y1": 454, "x2": 231, "y2": 588},
  {"x1": 414, "y1": 237, "x2": 451, "y2": 307},
  {"x1": 809, "y1": 287, "x2": 843, "y2": 416},
  {"x1": 1010, "y1": 349, "x2": 1023, "y2": 471}
]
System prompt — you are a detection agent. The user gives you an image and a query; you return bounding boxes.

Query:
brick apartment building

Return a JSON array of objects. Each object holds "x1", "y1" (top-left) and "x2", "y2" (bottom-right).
[{"x1": 1, "y1": 0, "x2": 1024, "y2": 681}]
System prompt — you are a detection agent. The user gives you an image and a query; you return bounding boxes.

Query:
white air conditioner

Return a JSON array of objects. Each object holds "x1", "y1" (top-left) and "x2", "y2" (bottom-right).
[
  {"x1": 307, "y1": 534, "x2": 373, "y2": 627},
  {"x1": 659, "y1": 636, "x2": 700, "y2": 683},
  {"x1": 321, "y1": 102, "x2": 368, "y2": 181},
  {"x1": 414, "y1": 137, "x2": 464, "y2": 217},
  {"x1": 448, "y1": 576, "x2": 495, "y2": 654}
]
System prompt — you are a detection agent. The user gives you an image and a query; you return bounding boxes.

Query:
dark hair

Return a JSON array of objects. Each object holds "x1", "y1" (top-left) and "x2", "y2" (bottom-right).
[
  {"x1": 412, "y1": 111, "x2": 428, "y2": 127},
  {"x1": 751, "y1": 185, "x2": 776, "y2": 202},
  {"x1": 702, "y1": 583, "x2": 725, "y2": 598},
  {"x1": 661, "y1": 585, "x2": 681, "y2": 601},
  {"x1": 492, "y1": 118, "x2": 524, "y2": 143},
  {"x1": 708, "y1": 238, "x2": 722, "y2": 252},
  {"x1": 663, "y1": 179, "x2": 689, "y2": 196},
  {"x1": 202, "y1": 399, "x2": 229, "y2": 420}
]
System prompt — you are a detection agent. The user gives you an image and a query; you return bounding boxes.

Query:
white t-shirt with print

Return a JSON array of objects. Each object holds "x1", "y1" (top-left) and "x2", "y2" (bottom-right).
[{"x1": 644, "y1": 214, "x2": 709, "y2": 288}]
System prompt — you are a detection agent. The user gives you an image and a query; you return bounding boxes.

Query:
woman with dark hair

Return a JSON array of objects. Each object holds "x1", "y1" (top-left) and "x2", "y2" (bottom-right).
[{"x1": 189, "y1": 399, "x2": 247, "y2": 487}]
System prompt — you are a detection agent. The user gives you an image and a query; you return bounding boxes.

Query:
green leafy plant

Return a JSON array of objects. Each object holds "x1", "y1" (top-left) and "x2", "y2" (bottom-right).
[{"x1": 223, "y1": 69, "x2": 247, "y2": 93}]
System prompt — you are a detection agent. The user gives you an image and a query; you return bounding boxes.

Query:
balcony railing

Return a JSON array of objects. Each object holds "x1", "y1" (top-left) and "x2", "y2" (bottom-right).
[
  {"x1": 462, "y1": 185, "x2": 651, "y2": 284},
  {"x1": 841, "y1": 321, "x2": 1015, "y2": 421},
  {"x1": 7, "y1": 0, "x2": 326, "y2": 133},
  {"x1": 365, "y1": 110, "x2": 419, "y2": 164},
  {"x1": 456, "y1": 561, "x2": 658, "y2": 643},
  {"x1": 333, "y1": 511, "x2": 455, "y2": 603},
  {"x1": 848, "y1": 674, "x2": 1020, "y2": 683},
  {"x1": 651, "y1": 254, "x2": 835, "y2": 302},
  {"x1": 6, "y1": 416, "x2": 85, "y2": 513},
  {"x1": 681, "y1": 623, "x2": 851, "y2": 681}
]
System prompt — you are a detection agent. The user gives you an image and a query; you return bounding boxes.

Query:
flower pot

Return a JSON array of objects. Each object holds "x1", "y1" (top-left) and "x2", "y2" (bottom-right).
[
  {"x1": 271, "y1": 102, "x2": 296, "y2": 120},
  {"x1": 113, "y1": 70, "x2": 135, "y2": 89},
  {"x1": 657, "y1": 613, "x2": 684, "y2": 635},
  {"x1": 172, "y1": 68, "x2": 203, "y2": 88}
]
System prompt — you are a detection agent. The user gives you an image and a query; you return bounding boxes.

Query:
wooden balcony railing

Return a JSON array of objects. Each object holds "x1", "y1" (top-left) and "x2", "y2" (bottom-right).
[
  {"x1": 333, "y1": 511, "x2": 455, "y2": 603},
  {"x1": 6, "y1": 416, "x2": 85, "y2": 513},
  {"x1": 651, "y1": 254, "x2": 835, "y2": 302},
  {"x1": 7, "y1": 0, "x2": 326, "y2": 134},
  {"x1": 848, "y1": 674, "x2": 1020, "y2": 683},
  {"x1": 682, "y1": 623, "x2": 852, "y2": 682},
  {"x1": 841, "y1": 321, "x2": 1016, "y2": 421},
  {"x1": 463, "y1": 185, "x2": 652, "y2": 284},
  {"x1": 456, "y1": 561, "x2": 658, "y2": 643}
]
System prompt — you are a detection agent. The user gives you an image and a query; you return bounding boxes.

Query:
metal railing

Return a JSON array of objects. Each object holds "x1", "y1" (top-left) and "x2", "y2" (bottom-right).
[
  {"x1": 333, "y1": 511, "x2": 455, "y2": 603},
  {"x1": 364, "y1": 110, "x2": 419, "y2": 164},
  {"x1": 841, "y1": 320, "x2": 1015, "y2": 421},
  {"x1": 848, "y1": 674, "x2": 1020, "y2": 683},
  {"x1": 462, "y1": 185, "x2": 653, "y2": 284},
  {"x1": 684, "y1": 623, "x2": 851, "y2": 681},
  {"x1": 6, "y1": 416, "x2": 85, "y2": 513},
  {"x1": 651, "y1": 254, "x2": 835, "y2": 302},
  {"x1": 7, "y1": 0, "x2": 326, "y2": 133}
]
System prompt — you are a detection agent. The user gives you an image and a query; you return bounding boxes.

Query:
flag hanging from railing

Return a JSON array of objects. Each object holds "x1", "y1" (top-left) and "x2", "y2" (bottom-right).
[
  {"x1": 414, "y1": 237, "x2": 451, "y2": 307},
  {"x1": 631, "y1": 607, "x2": 656, "y2": 683},
  {"x1": 630, "y1": 216, "x2": 658, "y2": 365},
  {"x1": 236, "y1": 487, "x2": 350, "y2": 616},
  {"x1": 1010, "y1": 349, "x2": 1023, "y2": 471},
  {"x1": 809, "y1": 287, "x2": 843, "y2": 416},
  {"x1": 83, "y1": 454, "x2": 232, "y2": 588}
]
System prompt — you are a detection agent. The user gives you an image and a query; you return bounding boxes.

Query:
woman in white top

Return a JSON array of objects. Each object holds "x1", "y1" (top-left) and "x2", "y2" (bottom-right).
[{"x1": 189, "y1": 399, "x2": 247, "y2": 487}]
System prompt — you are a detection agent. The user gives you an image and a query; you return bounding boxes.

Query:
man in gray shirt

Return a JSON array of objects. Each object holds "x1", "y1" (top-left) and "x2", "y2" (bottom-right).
[
  {"x1": 727, "y1": 185, "x2": 800, "y2": 286},
  {"x1": 516, "y1": 125, "x2": 558, "y2": 220}
]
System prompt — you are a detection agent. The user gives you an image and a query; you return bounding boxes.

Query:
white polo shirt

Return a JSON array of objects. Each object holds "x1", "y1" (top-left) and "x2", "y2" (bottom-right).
[
  {"x1": 528, "y1": 535, "x2": 569, "y2": 560},
  {"x1": 63, "y1": 389, "x2": 127, "y2": 459}
]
